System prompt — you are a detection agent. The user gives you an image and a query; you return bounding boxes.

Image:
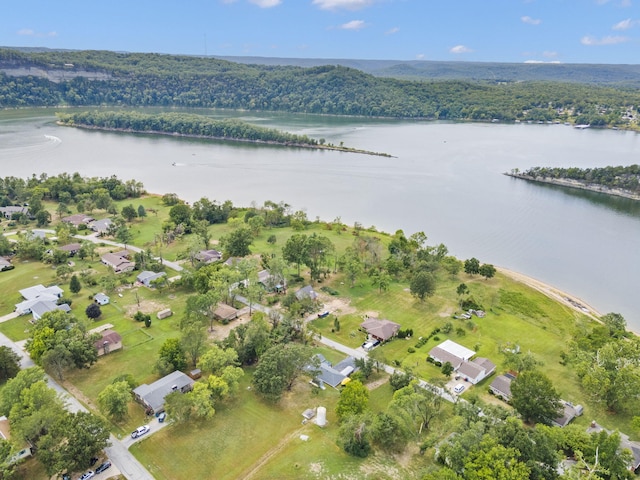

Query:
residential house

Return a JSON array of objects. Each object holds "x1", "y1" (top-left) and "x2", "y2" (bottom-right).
[
  {"x1": 552, "y1": 401, "x2": 583, "y2": 428},
  {"x1": 15, "y1": 284, "x2": 64, "y2": 315},
  {"x1": 213, "y1": 303, "x2": 238, "y2": 322},
  {"x1": 489, "y1": 373, "x2": 516, "y2": 401},
  {"x1": 133, "y1": 370, "x2": 195, "y2": 414},
  {"x1": 90, "y1": 218, "x2": 113, "y2": 235},
  {"x1": 586, "y1": 422, "x2": 640, "y2": 473},
  {"x1": 0, "y1": 416, "x2": 32, "y2": 464},
  {"x1": 31, "y1": 301, "x2": 71, "y2": 321},
  {"x1": 62, "y1": 214, "x2": 95, "y2": 227},
  {"x1": 101, "y1": 252, "x2": 135, "y2": 273},
  {"x1": 307, "y1": 354, "x2": 357, "y2": 389},
  {"x1": 0, "y1": 206, "x2": 28, "y2": 219},
  {"x1": 195, "y1": 249, "x2": 222, "y2": 263},
  {"x1": 93, "y1": 329, "x2": 122, "y2": 356},
  {"x1": 257, "y1": 269, "x2": 285, "y2": 292},
  {"x1": 59, "y1": 243, "x2": 81, "y2": 256},
  {"x1": 136, "y1": 270, "x2": 166, "y2": 287},
  {"x1": 94, "y1": 293, "x2": 110, "y2": 305},
  {"x1": 456, "y1": 357, "x2": 496, "y2": 385},
  {"x1": 360, "y1": 318, "x2": 401, "y2": 343},
  {"x1": 295, "y1": 285, "x2": 317, "y2": 301}
]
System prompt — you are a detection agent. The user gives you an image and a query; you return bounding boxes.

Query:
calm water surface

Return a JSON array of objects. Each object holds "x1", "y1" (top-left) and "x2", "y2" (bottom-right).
[{"x1": 1, "y1": 109, "x2": 639, "y2": 329}]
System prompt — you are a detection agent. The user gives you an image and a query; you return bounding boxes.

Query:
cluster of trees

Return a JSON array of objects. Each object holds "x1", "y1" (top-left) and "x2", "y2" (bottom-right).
[
  {"x1": 428, "y1": 401, "x2": 635, "y2": 480},
  {"x1": 519, "y1": 164, "x2": 640, "y2": 195},
  {"x1": 0, "y1": 367, "x2": 109, "y2": 478},
  {"x1": 2, "y1": 49, "x2": 640, "y2": 127},
  {"x1": 24, "y1": 310, "x2": 99, "y2": 381},
  {"x1": 57, "y1": 111, "x2": 322, "y2": 146},
  {"x1": 567, "y1": 313, "x2": 640, "y2": 416}
]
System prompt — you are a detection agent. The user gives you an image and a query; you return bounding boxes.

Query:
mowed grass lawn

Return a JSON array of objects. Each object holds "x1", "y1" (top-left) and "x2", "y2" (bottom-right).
[{"x1": 131, "y1": 371, "x2": 425, "y2": 480}]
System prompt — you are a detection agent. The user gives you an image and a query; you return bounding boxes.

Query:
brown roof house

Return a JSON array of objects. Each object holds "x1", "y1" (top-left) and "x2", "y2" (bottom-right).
[
  {"x1": 133, "y1": 370, "x2": 194, "y2": 414},
  {"x1": 62, "y1": 213, "x2": 95, "y2": 226},
  {"x1": 214, "y1": 303, "x2": 239, "y2": 322},
  {"x1": 59, "y1": 243, "x2": 82, "y2": 256},
  {"x1": 101, "y1": 252, "x2": 135, "y2": 273},
  {"x1": 94, "y1": 329, "x2": 122, "y2": 356},
  {"x1": 360, "y1": 318, "x2": 401, "y2": 342}
]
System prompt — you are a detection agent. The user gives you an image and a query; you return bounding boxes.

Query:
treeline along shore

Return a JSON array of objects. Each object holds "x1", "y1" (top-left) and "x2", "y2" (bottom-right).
[
  {"x1": 504, "y1": 164, "x2": 640, "y2": 201},
  {"x1": 55, "y1": 110, "x2": 393, "y2": 157}
]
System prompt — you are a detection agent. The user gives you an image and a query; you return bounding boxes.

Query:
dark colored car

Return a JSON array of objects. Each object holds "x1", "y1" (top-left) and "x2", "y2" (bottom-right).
[
  {"x1": 89, "y1": 457, "x2": 98, "y2": 466},
  {"x1": 95, "y1": 461, "x2": 112, "y2": 474}
]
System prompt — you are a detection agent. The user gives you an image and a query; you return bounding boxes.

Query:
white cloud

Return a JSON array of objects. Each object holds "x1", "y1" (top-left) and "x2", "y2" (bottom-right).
[
  {"x1": 596, "y1": 0, "x2": 632, "y2": 5},
  {"x1": 449, "y1": 44, "x2": 473, "y2": 54},
  {"x1": 416, "y1": 54, "x2": 425, "y2": 59},
  {"x1": 17, "y1": 29, "x2": 57, "y2": 37},
  {"x1": 521, "y1": 16, "x2": 541, "y2": 25},
  {"x1": 385, "y1": 27, "x2": 399, "y2": 35},
  {"x1": 581, "y1": 35, "x2": 629, "y2": 45},
  {"x1": 249, "y1": 0, "x2": 281, "y2": 7},
  {"x1": 524, "y1": 60, "x2": 561, "y2": 64},
  {"x1": 313, "y1": 0, "x2": 375, "y2": 11},
  {"x1": 612, "y1": 18, "x2": 637, "y2": 30},
  {"x1": 340, "y1": 20, "x2": 366, "y2": 30}
]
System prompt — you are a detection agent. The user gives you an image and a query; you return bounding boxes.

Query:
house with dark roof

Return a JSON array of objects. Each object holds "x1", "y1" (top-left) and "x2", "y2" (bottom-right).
[
  {"x1": 195, "y1": 249, "x2": 222, "y2": 263},
  {"x1": 133, "y1": 371, "x2": 194, "y2": 414},
  {"x1": 586, "y1": 422, "x2": 640, "y2": 473},
  {"x1": 136, "y1": 270, "x2": 166, "y2": 287},
  {"x1": 489, "y1": 373, "x2": 516, "y2": 401},
  {"x1": 101, "y1": 252, "x2": 135, "y2": 273},
  {"x1": 62, "y1": 213, "x2": 95, "y2": 226},
  {"x1": 257, "y1": 269, "x2": 285, "y2": 292},
  {"x1": 552, "y1": 401, "x2": 583, "y2": 428},
  {"x1": 295, "y1": 285, "x2": 318, "y2": 301},
  {"x1": 360, "y1": 318, "x2": 401, "y2": 342},
  {"x1": 0, "y1": 206, "x2": 28, "y2": 219},
  {"x1": 307, "y1": 354, "x2": 357, "y2": 389},
  {"x1": 214, "y1": 303, "x2": 238, "y2": 322},
  {"x1": 94, "y1": 329, "x2": 122, "y2": 356},
  {"x1": 59, "y1": 243, "x2": 82, "y2": 256}
]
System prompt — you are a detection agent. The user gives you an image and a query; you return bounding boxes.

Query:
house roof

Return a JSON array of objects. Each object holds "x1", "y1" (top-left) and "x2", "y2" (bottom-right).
[
  {"x1": 62, "y1": 214, "x2": 94, "y2": 225},
  {"x1": 295, "y1": 285, "x2": 317, "y2": 301},
  {"x1": 434, "y1": 340, "x2": 475, "y2": 362},
  {"x1": 59, "y1": 243, "x2": 81, "y2": 252},
  {"x1": 90, "y1": 218, "x2": 112, "y2": 232},
  {"x1": 94, "y1": 293, "x2": 109, "y2": 303},
  {"x1": 214, "y1": 303, "x2": 238, "y2": 320},
  {"x1": 429, "y1": 346, "x2": 465, "y2": 369},
  {"x1": 195, "y1": 250, "x2": 222, "y2": 262},
  {"x1": 489, "y1": 374, "x2": 514, "y2": 397},
  {"x1": 307, "y1": 354, "x2": 357, "y2": 388},
  {"x1": 136, "y1": 271, "x2": 166, "y2": 285},
  {"x1": 133, "y1": 371, "x2": 195, "y2": 413},
  {"x1": 19, "y1": 284, "x2": 63, "y2": 301},
  {"x1": 31, "y1": 300, "x2": 71, "y2": 319},
  {"x1": 257, "y1": 269, "x2": 272, "y2": 284},
  {"x1": 94, "y1": 329, "x2": 122, "y2": 349},
  {"x1": 472, "y1": 357, "x2": 496, "y2": 374},
  {"x1": 457, "y1": 360, "x2": 485, "y2": 379},
  {"x1": 360, "y1": 318, "x2": 401, "y2": 341}
]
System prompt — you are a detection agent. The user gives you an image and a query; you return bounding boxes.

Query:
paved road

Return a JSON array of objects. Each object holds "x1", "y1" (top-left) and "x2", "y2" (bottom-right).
[{"x1": 0, "y1": 331, "x2": 155, "y2": 480}]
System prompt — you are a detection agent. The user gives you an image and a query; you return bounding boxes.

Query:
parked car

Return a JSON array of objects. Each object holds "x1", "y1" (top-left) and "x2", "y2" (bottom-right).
[
  {"x1": 131, "y1": 425, "x2": 150, "y2": 439},
  {"x1": 317, "y1": 311, "x2": 330, "y2": 318},
  {"x1": 95, "y1": 461, "x2": 112, "y2": 474},
  {"x1": 158, "y1": 412, "x2": 167, "y2": 423},
  {"x1": 362, "y1": 340, "x2": 380, "y2": 351},
  {"x1": 453, "y1": 383, "x2": 465, "y2": 394},
  {"x1": 79, "y1": 471, "x2": 95, "y2": 480}
]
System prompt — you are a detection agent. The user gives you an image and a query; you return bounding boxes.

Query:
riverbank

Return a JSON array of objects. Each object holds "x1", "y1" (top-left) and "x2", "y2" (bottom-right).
[
  {"x1": 504, "y1": 172, "x2": 640, "y2": 201},
  {"x1": 56, "y1": 122, "x2": 395, "y2": 158}
]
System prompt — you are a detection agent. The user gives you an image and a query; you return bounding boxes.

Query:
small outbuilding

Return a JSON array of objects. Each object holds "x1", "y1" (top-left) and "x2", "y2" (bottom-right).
[
  {"x1": 157, "y1": 308, "x2": 173, "y2": 320},
  {"x1": 214, "y1": 303, "x2": 238, "y2": 322},
  {"x1": 94, "y1": 293, "x2": 110, "y2": 306}
]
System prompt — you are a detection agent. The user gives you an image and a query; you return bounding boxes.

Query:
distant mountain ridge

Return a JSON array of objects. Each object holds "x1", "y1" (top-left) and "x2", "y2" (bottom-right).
[
  {"x1": 212, "y1": 55, "x2": 640, "y2": 86},
  {"x1": 3, "y1": 46, "x2": 640, "y2": 85}
]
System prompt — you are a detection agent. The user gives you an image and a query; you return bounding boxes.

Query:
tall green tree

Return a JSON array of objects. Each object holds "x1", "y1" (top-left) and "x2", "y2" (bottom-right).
[
  {"x1": 336, "y1": 380, "x2": 369, "y2": 421},
  {"x1": 510, "y1": 370, "x2": 561, "y2": 425},
  {"x1": 282, "y1": 234, "x2": 308, "y2": 277},
  {"x1": 0, "y1": 346, "x2": 21, "y2": 383},
  {"x1": 98, "y1": 381, "x2": 132, "y2": 421},
  {"x1": 69, "y1": 274, "x2": 81, "y2": 294},
  {"x1": 409, "y1": 271, "x2": 437, "y2": 302},
  {"x1": 252, "y1": 344, "x2": 314, "y2": 402}
]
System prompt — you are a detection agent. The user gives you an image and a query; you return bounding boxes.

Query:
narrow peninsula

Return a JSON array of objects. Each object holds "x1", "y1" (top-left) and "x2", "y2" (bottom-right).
[
  {"x1": 56, "y1": 111, "x2": 393, "y2": 157},
  {"x1": 505, "y1": 164, "x2": 640, "y2": 201}
]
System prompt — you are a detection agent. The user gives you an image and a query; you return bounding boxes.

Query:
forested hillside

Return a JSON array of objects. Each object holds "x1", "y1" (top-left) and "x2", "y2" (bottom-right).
[{"x1": 1, "y1": 48, "x2": 639, "y2": 128}]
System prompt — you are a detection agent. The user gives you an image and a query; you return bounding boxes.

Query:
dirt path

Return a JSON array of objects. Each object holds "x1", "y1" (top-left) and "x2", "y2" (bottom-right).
[
  {"x1": 365, "y1": 376, "x2": 389, "y2": 390},
  {"x1": 240, "y1": 425, "x2": 308, "y2": 479}
]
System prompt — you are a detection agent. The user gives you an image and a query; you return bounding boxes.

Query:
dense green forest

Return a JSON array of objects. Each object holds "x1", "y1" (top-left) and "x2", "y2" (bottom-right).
[
  {"x1": 516, "y1": 165, "x2": 640, "y2": 194},
  {"x1": 56, "y1": 110, "x2": 321, "y2": 146},
  {"x1": 1, "y1": 48, "x2": 639, "y2": 127}
]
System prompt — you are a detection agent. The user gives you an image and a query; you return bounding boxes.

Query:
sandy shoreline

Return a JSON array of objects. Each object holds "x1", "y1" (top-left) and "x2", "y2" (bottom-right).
[{"x1": 497, "y1": 266, "x2": 603, "y2": 323}]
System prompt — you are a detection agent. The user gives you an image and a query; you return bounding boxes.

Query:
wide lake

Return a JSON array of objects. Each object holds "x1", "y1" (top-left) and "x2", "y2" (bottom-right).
[{"x1": 1, "y1": 108, "x2": 639, "y2": 329}]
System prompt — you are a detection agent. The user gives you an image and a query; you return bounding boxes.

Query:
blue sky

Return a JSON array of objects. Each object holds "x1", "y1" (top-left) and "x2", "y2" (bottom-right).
[{"x1": 2, "y1": 0, "x2": 639, "y2": 64}]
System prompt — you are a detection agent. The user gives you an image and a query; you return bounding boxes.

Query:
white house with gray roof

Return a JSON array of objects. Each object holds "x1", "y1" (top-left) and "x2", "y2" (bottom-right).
[{"x1": 133, "y1": 370, "x2": 194, "y2": 414}]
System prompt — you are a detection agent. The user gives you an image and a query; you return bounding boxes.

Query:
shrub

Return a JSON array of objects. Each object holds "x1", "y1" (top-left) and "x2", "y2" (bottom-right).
[
  {"x1": 433, "y1": 335, "x2": 440, "y2": 341},
  {"x1": 407, "y1": 347, "x2": 415, "y2": 354},
  {"x1": 456, "y1": 327, "x2": 466, "y2": 337}
]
